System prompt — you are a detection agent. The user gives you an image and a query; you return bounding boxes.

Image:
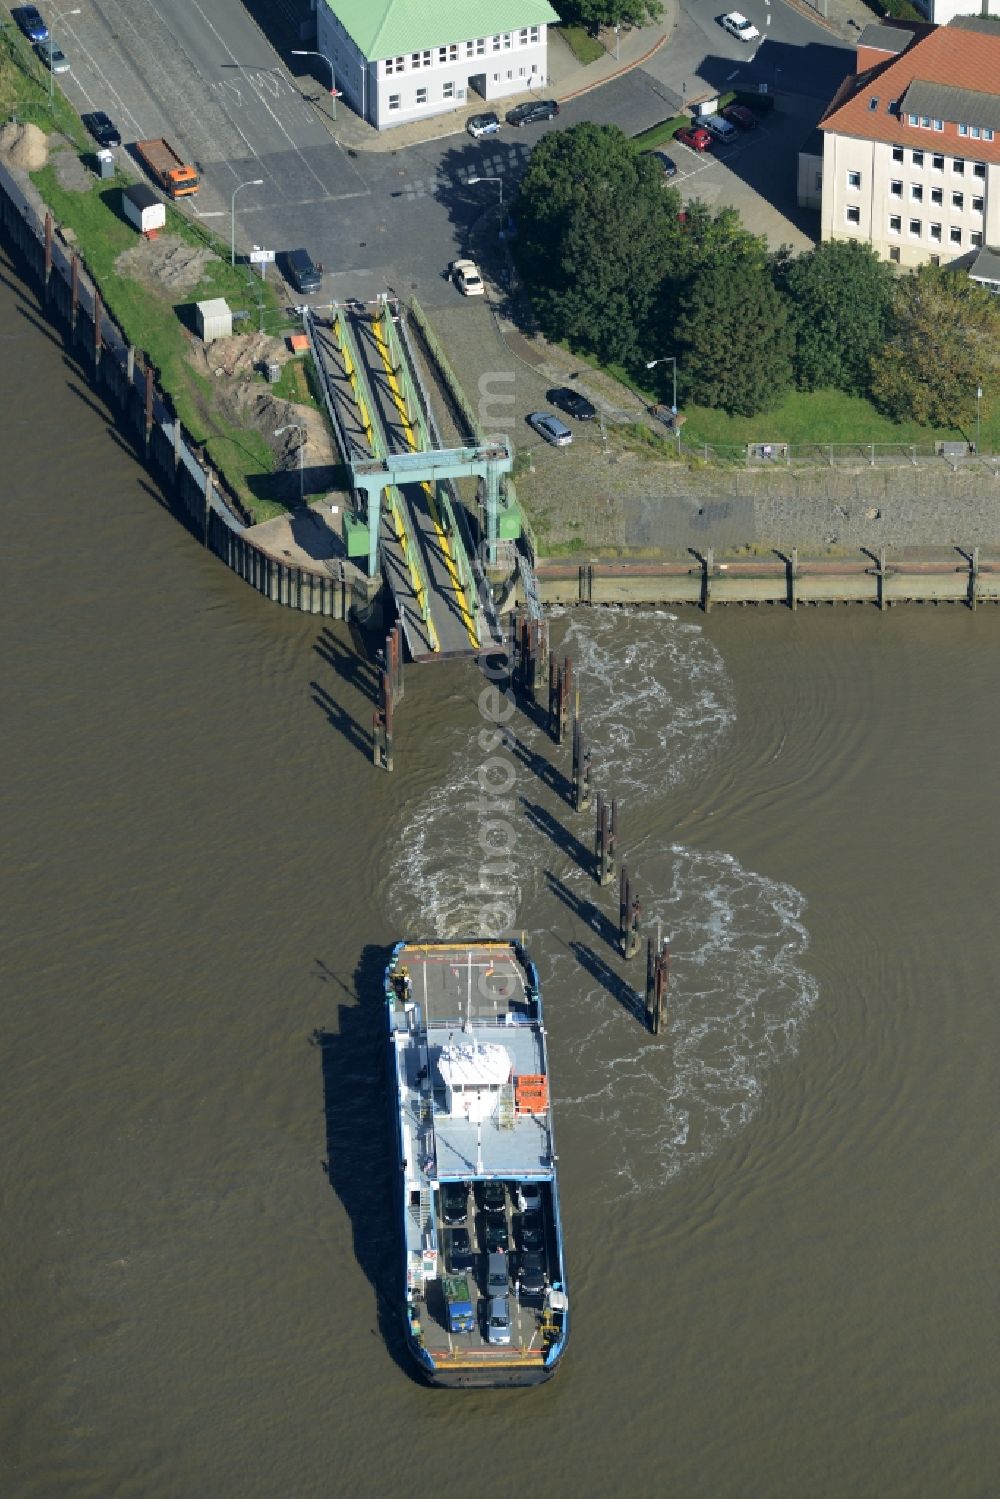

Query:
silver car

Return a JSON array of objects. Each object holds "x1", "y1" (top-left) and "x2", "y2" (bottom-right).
[
  {"x1": 486, "y1": 1295, "x2": 512, "y2": 1345},
  {"x1": 527, "y1": 412, "x2": 573, "y2": 447},
  {"x1": 37, "y1": 39, "x2": 70, "y2": 74}
]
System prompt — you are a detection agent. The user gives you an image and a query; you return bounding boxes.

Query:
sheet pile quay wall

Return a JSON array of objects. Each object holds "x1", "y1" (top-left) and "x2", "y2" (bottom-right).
[{"x1": 0, "y1": 159, "x2": 353, "y2": 620}]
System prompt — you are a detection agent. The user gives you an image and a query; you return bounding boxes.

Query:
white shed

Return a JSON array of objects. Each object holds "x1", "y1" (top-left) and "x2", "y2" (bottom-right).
[
  {"x1": 195, "y1": 298, "x2": 233, "y2": 344},
  {"x1": 122, "y1": 183, "x2": 165, "y2": 238}
]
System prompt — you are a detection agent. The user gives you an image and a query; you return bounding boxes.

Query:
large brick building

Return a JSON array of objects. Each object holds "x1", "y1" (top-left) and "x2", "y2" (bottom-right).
[{"x1": 811, "y1": 16, "x2": 1000, "y2": 270}]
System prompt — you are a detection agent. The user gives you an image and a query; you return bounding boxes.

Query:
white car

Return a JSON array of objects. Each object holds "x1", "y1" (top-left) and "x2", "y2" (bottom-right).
[
  {"x1": 450, "y1": 258, "x2": 484, "y2": 297},
  {"x1": 721, "y1": 11, "x2": 761, "y2": 42}
]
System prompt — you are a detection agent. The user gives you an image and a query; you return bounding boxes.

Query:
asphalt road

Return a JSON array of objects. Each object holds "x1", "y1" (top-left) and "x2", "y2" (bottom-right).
[{"x1": 48, "y1": 0, "x2": 852, "y2": 306}]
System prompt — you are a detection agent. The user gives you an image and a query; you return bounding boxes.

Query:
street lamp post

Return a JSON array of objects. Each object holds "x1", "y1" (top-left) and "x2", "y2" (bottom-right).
[
  {"x1": 274, "y1": 423, "x2": 305, "y2": 506},
  {"x1": 976, "y1": 382, "x2": 983, "y2": 455},
  {"x1": 48, "y1": 7, "x2": 80, "y2": 109},
  {"x1": 468, "y1": 175, "x2": 503, "y2": 207},
  {"x1": 230, "y1": 178, "x2": 264, "y2": 266},
  {"x1": 291, "y1": 49, "x2": 338, "y2": 121},
  {"x1": 646, "y1": 356, "x2": 678, "y2": 415}
]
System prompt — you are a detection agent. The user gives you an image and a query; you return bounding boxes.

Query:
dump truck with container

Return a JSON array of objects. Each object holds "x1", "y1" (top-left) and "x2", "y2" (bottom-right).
[{"x1": 134, "y1": 139, "x2": 199, "y2": 199}]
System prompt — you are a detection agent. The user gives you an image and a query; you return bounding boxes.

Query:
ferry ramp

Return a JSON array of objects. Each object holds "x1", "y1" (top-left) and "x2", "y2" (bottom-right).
[{"x1": 350, "y1": 304, "x2": 482, "y2": 660}]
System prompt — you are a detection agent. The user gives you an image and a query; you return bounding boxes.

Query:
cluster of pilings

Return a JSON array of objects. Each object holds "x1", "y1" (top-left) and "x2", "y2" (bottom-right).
[
  {"x1": 373, "y1": 622, "x2": 404, "y2": 771},
  {"x1": 509, "y1": 612, "x2": 672, "y2": 1034}
]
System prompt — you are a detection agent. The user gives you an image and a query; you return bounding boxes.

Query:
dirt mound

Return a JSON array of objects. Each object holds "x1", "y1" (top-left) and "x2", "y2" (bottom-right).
[
  {"x1": 187, "y1": 331, "x2": 289, "y2": 382},
  {"x1": 114, "y1": 234, "x2": 218, "y2": 294},
  {"x1": 0, "y1": 121, "x2": 48, "y2": 172}
]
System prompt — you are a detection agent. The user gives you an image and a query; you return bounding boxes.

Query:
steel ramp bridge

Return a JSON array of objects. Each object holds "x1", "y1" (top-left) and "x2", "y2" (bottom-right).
[{"x1": 305, "y1": 299, "x2": 510, "y2": 663}]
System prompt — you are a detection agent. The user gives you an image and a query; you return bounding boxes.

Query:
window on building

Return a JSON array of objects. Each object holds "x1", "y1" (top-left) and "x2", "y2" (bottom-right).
[
  {"x1": 530, "y1": 25, "x2": 540, "y2": 42},
  {"x1": 929, "y1": 254, "x2": 940, "y2": 266},
  {"x1": 846, "y1": 205, "x2": 860, "y2": 225},
  {"x1": 889, "y1": 246, "x2": 901, "y2": 263},
  {"x1": 933, "y1": 119, "x2": 943, "y2": 131},
  {"x1": 492, "y1": 35, "x2": 501, "y2": 50},
  {"x1": 384, "y1": 56, "x2": 402, "y2": 74},
  {"x1": 466, "y1": 40, "x2": 475, "y2": 57},
  {"x1": 890, "y1": 179, "x2": 903, "y2": 197},
  {"x1": 502, "y1": 32, "x2": 512, "y2": 48},
  {"x1": 519, "y1": 28, "x2": 529, "y2": 43},
  {"x1": 388, "y1": 94, "x2": 400, "y2": 110},
  {"x1": 443, "y1": 80, "x2": 455, "y2": 98},
  {"x1": 958, "y1": 123, "x2": 968, "y2": 136},
  {"x1": 439, "y1": 46, "x2": 447, "y2": 63},
  {"x1": 415, "y1": 86, "x2": 427, "y2": 105},
  {"x1": 932, "y1": 154, "x2": 944, "y2": 171},
  {"x1": 889, "y1": 215, "x2": 901, "y2": 233},
  {"x1": 984, "y1": 129, "x2": 994, "y2": 142},
  {"x1": 952, "y1": 191, "x2": 964, "y2": 210},
  {"x1": 931, "y1": 187, "x2": 942, "y2": 205},
  {"x1": 476, "y1": 38, "x2": 486, "y2": 55},
  {"x1": 847, "y1": 170, "x2": 861, "y2": 189},
  {"x1": 410, "y1": 51, "x2": 421, "y2": 69},
  {"x1": 518, "y1": 65, "x2": 525, "y2": 76},
  {"x1": 929, "y1": 222, "x2": 941, "y2": 241},
  {"x1": 972, "y1": 196, "x2": 984, "y2": 213},
  {"x1": 970, "y1": 230, "x2": 983, "y2": 247},
  {"x1": 908, "y1": 218, "x2": 921, "y2": 236},
  {"x1": 907, "y1": 113, "x2": 917, "y2": 126},
  {"x1": 950, "y1": 226, "x2": 962, "y2": 245},
  {"x1": 953, "y1": 159, "x2": 965, "y2": 175},
  {"x1": 868, "y1": 97, "x2": 879, "y2": 111},
  {"x1": 531, "y1": 62, "x2": 539, "y2": 73},
  {"x1": 911, "y1": 184, "x2": 923, "y2": 202},
  {"x1": 973, "y1": 162, "x2": 985, "y2": 178},
  {"x1": 506, "y1": 68, "x2": 513, "y2": 78},
  {"x1": 892, "y1": 145, "x2": 904, "y2": 162},
  {"x1": 912, "y1": 150, "x2": 924, "y2": 167}
]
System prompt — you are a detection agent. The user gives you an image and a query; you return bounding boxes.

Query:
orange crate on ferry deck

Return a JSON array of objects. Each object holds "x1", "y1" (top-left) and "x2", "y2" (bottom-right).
[{"x1": 514, "y1": 1074, "x2": 548, "y2": 1114}]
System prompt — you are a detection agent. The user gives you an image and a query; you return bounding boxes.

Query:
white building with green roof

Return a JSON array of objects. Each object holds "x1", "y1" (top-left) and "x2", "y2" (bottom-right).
[{"x1": 317, "y1": 0, "x2": 560, "y2": 130}]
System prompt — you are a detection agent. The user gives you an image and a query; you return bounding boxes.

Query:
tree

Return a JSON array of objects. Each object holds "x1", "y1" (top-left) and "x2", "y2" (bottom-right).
[
  {"x1": 870, "y1": 265, "x2": 1000, "y2": 430},
  {"x1": 556, "y1": 0, "x2": 664, "y2": 30},
  {"x1": 778, "y1": 240, "x2": 895, "y2": 395},
  {"x1": 513, "y1": 123, "x2": 682, "y2": 363},
  {"x1": 674, "y1": 262, "x2": 794, "y2": 416}
]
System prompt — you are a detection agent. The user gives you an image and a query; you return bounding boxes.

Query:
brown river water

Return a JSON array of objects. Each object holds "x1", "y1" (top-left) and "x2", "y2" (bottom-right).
[{"x1": 1, "y1": 241, "x2": 996, "y2": 1499}]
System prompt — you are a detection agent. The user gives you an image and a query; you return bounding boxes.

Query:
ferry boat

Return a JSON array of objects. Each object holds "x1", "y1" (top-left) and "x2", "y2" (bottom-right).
[{"x1": 384, "y1": 940, "x2": 569, "y2": 1387}]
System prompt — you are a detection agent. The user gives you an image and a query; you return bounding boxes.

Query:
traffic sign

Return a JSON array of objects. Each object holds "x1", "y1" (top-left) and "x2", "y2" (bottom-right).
[{"x1": 249, "y1": 247, "x2": 276, "y2": 264}]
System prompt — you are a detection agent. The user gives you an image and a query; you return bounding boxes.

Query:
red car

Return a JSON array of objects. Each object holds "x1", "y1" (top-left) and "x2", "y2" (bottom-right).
[
  {"x1": 722, "y1": 103, "x2": 757, "y2": 131},
  {"x1": 675, "y1": 125, "x2": 712, "y2": 152}
]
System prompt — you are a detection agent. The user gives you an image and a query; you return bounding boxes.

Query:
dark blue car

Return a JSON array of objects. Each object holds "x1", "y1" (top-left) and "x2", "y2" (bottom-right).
[{"x1": 14, "y1": 6, "x2": 49, "y2": 43}]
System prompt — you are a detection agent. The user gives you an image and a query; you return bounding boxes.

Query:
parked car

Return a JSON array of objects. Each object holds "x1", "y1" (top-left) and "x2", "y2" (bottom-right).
[
  {"x1": 483, "y1": 1217, "x2": 510, "y2": 1253},
  {"x1": 720, "y1": 11, "x2": 761, "y2": 42},
  {"x1": 467, "y1": 112, "x2": 500, "y2": 138},
  {"x1": 722, "y1": 103, "x2": 757, "y2": 131},
  {"x1": 517, "y1": 1182, "x2": 543, "y2": 1213},
  {"x1": 82, "y1": 111, "x2": 122, "y2": 148},
  {"x1": 650, "y1": 150, "x2": 678, "y2": 179},
  {"x1": 527, "y1": 412, "x2": 573, "y2": 447},
  {"x1": 674, "y1": 125, "x2": 712, "y2": 153},
  {"x1": 506, "y1": 99, "x2": 559, "y2": 127},
  {"x1": 517, "y1": 1249, "x2": 546, "y2": 1302},
  {"x1": 703, "y1": 114, "x2": 738, "y2": 145},
  {"x1": 487, "y1": 1250, "x2": 509, "y2": 1295},
  {"x1": 441, "y1": 1182, "x2": 469, "y2": 1225},
  {"x1": 485, "y1": 1294, "x2": 512, "y2": 1345},
  {"x1": 450, "y1": 257, "x2": 484, "y2": 296},
  {"x1": 548, "y1": 387, "x2": 596, "y2": 422},
  {"x1": 519, "y1": 1210, "x2": 544, "y2": 1251},
  {"x1": 478, "y1": 1180, "x2": 507, "y2": 1218},
  {"x1": 36, "y1": 38, "x2": 69, "y2": 74},
  {"x1": 13, "y1": 6, "x2": 48, "y2": 43},
  {"x1": 281, "y1": 247, "x2": 322, "y2": 294},
  {"x1": 445, "y1": 1227, "x2": 476, "y2": 1272}
]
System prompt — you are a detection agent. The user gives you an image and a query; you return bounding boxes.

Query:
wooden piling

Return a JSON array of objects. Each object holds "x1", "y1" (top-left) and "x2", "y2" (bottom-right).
[
  {"x1": 619, "y1": 864, "x2": 640, "y2": 959},
  {"x1": 70, "y1": 253, "x2": 79, "y2": 333},
  {"x1": 43, "y1": 211, "x2": 52, "y2": 293},
  {"x1": 572, "y1": 717, "x2": 592, "y2": 813},
  {"x1": 383, "y1": 668, "x2": 394, "y2": 772},
  {"x1": 144, "y1": 364, "x2": 154, "y2": 454},
  {"x1": 93, "y1": 290, "x2": 102, "y2": 368},
  {"x1": 645, "y1": 935, "x2": 671, "y2": 1034}
]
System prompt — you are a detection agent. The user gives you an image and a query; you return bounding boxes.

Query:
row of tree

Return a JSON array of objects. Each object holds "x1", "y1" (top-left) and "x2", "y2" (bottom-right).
[{"x1": 511, "y1": 123, "x2": 1000, "y2": 429}]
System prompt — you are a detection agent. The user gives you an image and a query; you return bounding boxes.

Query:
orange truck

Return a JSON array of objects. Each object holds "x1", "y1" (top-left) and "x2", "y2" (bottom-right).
[{"x1": 134, "y1": 138, "x2": 199, "y2": 199}]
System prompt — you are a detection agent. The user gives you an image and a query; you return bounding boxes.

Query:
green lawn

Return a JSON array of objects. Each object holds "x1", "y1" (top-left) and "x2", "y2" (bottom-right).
[
  {"x1": 556, "y1": 25, "x2": 605, "y2": 65},
  {"x1": 0, "y1": 28, "x2": 88, "y2": 147},
  {"x1": 632, "y1": 117, "x2": 689, "y2": 152},
  {"x1": 28, "y1": 160, "x2": 297, "y2": 517}
]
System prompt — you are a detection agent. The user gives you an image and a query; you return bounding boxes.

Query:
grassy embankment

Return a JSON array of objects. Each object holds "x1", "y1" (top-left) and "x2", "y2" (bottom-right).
[
  {"x1": 1, "y1": 25, "x2": 309, "y2": 521},
  {"x1": 555, "y1": 26, "x2": 605, "y2": 65}
]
